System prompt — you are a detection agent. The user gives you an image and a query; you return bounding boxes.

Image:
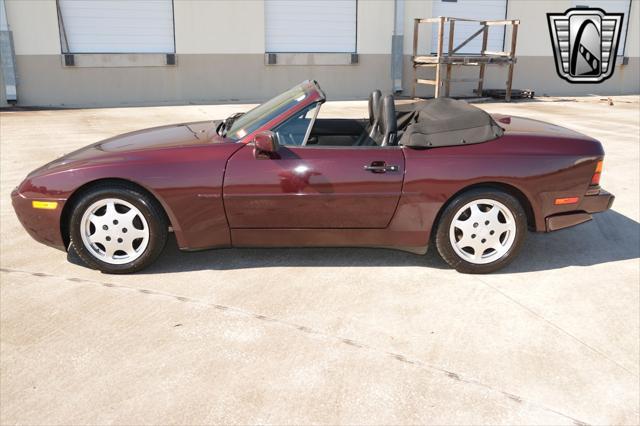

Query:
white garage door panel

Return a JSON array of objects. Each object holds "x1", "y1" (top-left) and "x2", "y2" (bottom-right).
[
  {"x1": 431, "y1": 0, "x2": 507, "y2": 54},
  {"x1": 59, "y1": 0, "x2": 175, "y2": 53},
  {"x1": 266, "y1": 0, "x2": 356, "y2": 53},
  {"x1": 571, "y1": 0, "x2": 632, "y2": 55}
]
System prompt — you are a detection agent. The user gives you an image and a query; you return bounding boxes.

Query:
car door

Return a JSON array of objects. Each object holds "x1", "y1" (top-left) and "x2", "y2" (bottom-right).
[{"x1": 223, "y1": 144, "x2": 405, "y2": 228}]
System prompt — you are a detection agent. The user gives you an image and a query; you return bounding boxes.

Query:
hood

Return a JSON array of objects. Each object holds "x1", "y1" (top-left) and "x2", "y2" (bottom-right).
[
  {"x1": 96, "y1": 120, "x2": 222, "y2": 152},
  {"x1": 32, "y1": 120, "x2": 228, "y2": 176},
  {"x1": 491, "y1": 114, "x2": 597, "y2": 141}
]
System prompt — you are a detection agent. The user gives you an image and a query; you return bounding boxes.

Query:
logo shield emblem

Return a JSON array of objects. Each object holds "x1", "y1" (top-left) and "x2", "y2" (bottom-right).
[{"x1": 547, "y1": 8, "x2": 624, "y2": 83}]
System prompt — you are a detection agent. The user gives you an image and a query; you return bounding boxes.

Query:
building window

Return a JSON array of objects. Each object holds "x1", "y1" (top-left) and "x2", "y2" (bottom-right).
[
  {"x1": 265, "y1": 0, "x2": 357, "y2": 53},
  {"x1": 431, "y1": 0, "x2": 507, "y2": 54},
  {"x1": 57, "y1": 0, "x2": 175, "y2": 54},
  {"x1": 571, "y1": 0, "x2": 632, "y2": 56}
]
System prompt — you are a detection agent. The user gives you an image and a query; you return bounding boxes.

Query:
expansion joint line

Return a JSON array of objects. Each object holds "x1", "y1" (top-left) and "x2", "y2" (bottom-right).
[{"x1": 1, "y1": 267, "x2": 592, "y2": 426}]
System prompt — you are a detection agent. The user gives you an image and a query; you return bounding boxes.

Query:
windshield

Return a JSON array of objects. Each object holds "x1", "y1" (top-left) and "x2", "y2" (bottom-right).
[{"x1": 224, "y1": 84, "x2": 311, "y2": 140}]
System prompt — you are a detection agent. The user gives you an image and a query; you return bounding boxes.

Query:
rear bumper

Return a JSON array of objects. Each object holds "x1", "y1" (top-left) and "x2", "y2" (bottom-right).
[
  {"x1": 545, "y1": 189, "x2": 614, "y2": 232},
  {"x1": 11, "y1": 189, "x2": 67, "y2": 251},
  {"x1": 581, "y1": 189, "x2": 615, "y2": 213}
]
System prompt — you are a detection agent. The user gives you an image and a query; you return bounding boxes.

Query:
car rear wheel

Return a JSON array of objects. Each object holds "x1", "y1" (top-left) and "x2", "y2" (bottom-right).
[
  {"x1": 69, "y1": 184, "x2": 167, "y2": 274},
  {"x1": 435, "y1": 188, "x2": 527, "y2": 274}
]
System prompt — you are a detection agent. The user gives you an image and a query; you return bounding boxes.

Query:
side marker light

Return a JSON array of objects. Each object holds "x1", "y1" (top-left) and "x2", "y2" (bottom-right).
[
  {"x1": 32, "y1": 201, "x2": 58, "y2": 209},
  {"x1": 554, "y1": 197, "x2": 579, "y2": 205}
]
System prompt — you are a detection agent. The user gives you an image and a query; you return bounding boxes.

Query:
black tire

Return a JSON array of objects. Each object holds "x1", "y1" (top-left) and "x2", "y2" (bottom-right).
[
  {"x1": 434, "y1": 188, "x2": 527, "y2": 274},
  {"x1": 69, "y1": 183, "x2": 168, "y2": 274}
]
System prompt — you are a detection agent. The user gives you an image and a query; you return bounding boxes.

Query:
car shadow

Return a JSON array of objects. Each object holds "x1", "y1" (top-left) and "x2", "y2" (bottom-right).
[
  {"x1": 498, "y1": 209, "x2": 640, "y2": 274},
  {"x1": 68, "y1": 209, "x2": 639, "y2": 274}
]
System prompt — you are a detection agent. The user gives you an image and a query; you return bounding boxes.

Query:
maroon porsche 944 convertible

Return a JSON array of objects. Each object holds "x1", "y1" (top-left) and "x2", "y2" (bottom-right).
[{"x1": 12, "y1": 80, "x2": 614, "y2": 274}]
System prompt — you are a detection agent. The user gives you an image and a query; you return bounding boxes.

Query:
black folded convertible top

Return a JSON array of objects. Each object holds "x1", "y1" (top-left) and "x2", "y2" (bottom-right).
[{"x1": 397, "y1": 98, "x2": 504, "y2": 148}]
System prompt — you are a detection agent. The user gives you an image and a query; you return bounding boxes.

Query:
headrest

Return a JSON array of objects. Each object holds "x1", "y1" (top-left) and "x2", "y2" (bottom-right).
[
  {"x1": 379, "y1": 94, "x2": 397, "y2": 134},
  {"x1": 368, "y1": 90, "x2": 382, "y2": 125}
]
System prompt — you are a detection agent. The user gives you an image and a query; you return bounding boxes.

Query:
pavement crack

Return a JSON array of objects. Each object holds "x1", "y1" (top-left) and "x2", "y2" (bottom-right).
[
  {"x1": 1, "y1": 267, "x2": 593, "y2": 425},
  {"x1": 473, "y1": 275, "x2": 638, "y2": 378}
]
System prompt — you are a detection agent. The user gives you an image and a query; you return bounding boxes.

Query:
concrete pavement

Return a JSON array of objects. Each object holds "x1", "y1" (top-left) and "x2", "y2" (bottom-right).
[{"x1": 1, "y1": 96, "x2": 638, "y2": 425}]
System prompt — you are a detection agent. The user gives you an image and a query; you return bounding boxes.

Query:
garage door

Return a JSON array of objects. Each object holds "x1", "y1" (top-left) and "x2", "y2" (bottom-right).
[
  {"x1": 58, "y1": 0, "x2": 175, "y2": 53},
  {"x1": 431, "y1": 0, "x2": 507, "y2": 54},
  {"x1": 265, "y1": 0, "x2": 357, "y2": 53},
  {"x1": 571, "y1": 0, "x2": 632, "y2": 56}
]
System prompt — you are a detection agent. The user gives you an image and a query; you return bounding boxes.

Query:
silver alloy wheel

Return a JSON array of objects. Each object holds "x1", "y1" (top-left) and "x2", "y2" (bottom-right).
[
  {"x1": 80, "y1": 198, "x2": 150, "y2": 265},
  {"x1": 449, "y1": 198, "x2": 517, "y2": 265}
]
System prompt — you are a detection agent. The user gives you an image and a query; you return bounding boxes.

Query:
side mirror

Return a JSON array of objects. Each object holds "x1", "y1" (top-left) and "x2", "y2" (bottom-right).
[{"x1": 253, "y1": 131, "x2": 279, "y2": 158}]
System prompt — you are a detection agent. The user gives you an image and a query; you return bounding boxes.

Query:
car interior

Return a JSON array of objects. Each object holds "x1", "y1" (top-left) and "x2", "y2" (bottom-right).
[{"x1": 273, "y1": 89, "x2": 400, "y2": 148}]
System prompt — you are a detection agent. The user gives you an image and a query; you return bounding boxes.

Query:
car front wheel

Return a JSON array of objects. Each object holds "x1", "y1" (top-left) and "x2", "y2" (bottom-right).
[
  {"x1": 435, "y1": 188, "x2": 527, "y2": 274},
  {"x1": 69, "y1": 184, "x2": 168, "y2": 274}
]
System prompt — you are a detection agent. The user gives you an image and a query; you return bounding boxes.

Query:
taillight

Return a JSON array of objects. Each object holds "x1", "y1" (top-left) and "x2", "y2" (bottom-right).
[{"x1": 591, "y1": 160, "x2": 603, "y2": 186}]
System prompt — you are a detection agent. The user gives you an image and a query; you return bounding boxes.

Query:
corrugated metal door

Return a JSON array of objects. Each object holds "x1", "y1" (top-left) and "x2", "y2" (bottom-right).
[
  {"x1": 431, "y1": 0, "x2": 507, "y2": 54},
  {"x1": 265, "y1": 0, "x2": 357, "y2": 53},
  {"x1": 58, "y1": 0, "x2": 175, "y2": 53},
  {"x1": 571, "y1": 0, "x2": 632, "y2": 55}
]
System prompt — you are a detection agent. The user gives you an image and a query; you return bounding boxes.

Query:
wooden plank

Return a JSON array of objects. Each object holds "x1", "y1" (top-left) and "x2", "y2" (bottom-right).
[
  {"x1": 415, "y1": 55, "x2": 514, "y2": 64},
  {"x1": 483, "y1": 20, "x2": 520, "y2": 26},
  {"x1": 417, "y1": 79, "x2": 437, "y2": 85},
  {"x1": 412, "y1": 65, "x2": 417, "y2": 99},
  {"x1": 445, "y1": 17, "x2": 480, "y2": 22},
  {"x1": 445, "y1": 20, "x2": 455, "y2": 97},
  {"x1": 482, "y1": 51, "x2": 510, "y2": 57},
  {"x1": 419, "y1": 18, "x2": 519, "y2": 25},
  {"x1": 477, "y1": 26, "x2": 489, "y2": 97},
  {"x1": 434, "y1": 17, "x2": 445, "y2": 98},
  {"x1": 412, "y1": 19, "x2": 419, "y2": 57},
  {"x1": 505, "y1": 23, "x2": 519, "y2": 102},
  {"x1": 419, "y1": 17, "x2": 448, "y2": 23},
  {"x1": 413, "y1": 56, "x2": 439, "y2": 63},
  {"x1": 445, "y1": 78, "x2": 484, "y2": 83},
  {"x1": 412, "y1": 18, "x2": 419, "y2": 98}
]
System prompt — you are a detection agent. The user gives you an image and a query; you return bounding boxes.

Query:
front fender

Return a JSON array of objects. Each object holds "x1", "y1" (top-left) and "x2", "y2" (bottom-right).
[{"x1": 14, "y1": 143, "x2": 243, "y2": 251}]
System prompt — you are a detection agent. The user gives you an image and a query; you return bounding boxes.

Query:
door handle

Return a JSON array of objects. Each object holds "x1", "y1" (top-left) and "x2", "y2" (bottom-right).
[{"x1": 364, "y1": 163, "x2": 399, "y2": 173}]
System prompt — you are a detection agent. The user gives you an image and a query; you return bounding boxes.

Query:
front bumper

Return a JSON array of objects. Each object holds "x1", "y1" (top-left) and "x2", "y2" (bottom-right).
[
  {"x1": 11, "y1": 189, "x2": 67, "y2": 251},
  {"x1": 545, "y1": 189, "x2": 614, "y2": 231}
]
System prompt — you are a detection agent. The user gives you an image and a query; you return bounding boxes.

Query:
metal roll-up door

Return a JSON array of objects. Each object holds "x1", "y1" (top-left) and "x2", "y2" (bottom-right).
[
  {"x1": 58, "y1": 0, "x2": 175, "y2": 53},
  {"x1": 265, "y1": 0, "x2": 357, "y2": 53}
]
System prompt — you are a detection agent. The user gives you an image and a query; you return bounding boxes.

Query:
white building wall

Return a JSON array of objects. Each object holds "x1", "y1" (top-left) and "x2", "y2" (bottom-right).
[
  {"x1": 174, "y1": 0, "x2": 265, "y2": 54},
  {"x1": 6, "y1": 0, "x2": 639, "y2": 58},
  {"x1": 5, "y1": 0, "x2": 59, "y2": 55},
  {"x1": 175, "y1": 0, "x2": 395, "y2": 55},
  {"x1": 507, "y1": 0, "x2": 569, "y2": 56},
  {"x1": 2, "y1": 0, "x2": 638, "y2": 106},
  {"x1": 357, "y1": 0, "x2": 394, "y2": 54},
  {"x1": 625, "y1": 0, "x2": 639, "y2": 57}
]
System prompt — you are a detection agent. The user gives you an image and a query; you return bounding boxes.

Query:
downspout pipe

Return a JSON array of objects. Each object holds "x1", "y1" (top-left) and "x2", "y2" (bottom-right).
[
  {"x1": 391, "y1": 0, "x2": 404, "y2": 93},
  {"x1": 0, "y1": 0, "x2": 17, "y2": 103}
]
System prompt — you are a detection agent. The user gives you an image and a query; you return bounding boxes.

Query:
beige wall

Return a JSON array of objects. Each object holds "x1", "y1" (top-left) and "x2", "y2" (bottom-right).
[
  {"x1": 2, "y1": 0, "x2": 639, "y2": 107},
  {"x1": 12, "y1": 54, "x2": 392, "y2": 106},
  {"x1": 5, "y1": 0, "x2": 59, "y2": 55},
  {"x1": 174, "y1": 0, "x2": 264, "y2": 54}
]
